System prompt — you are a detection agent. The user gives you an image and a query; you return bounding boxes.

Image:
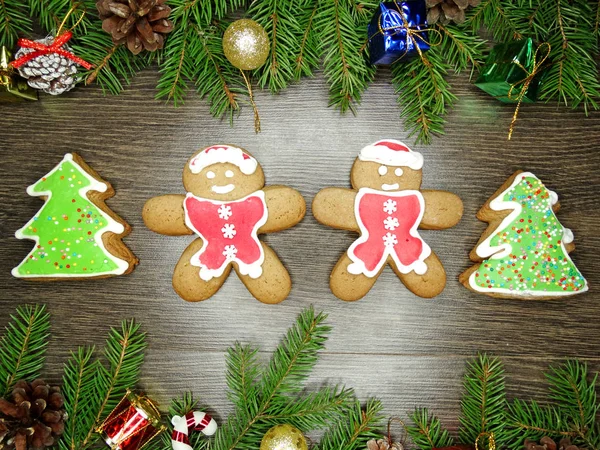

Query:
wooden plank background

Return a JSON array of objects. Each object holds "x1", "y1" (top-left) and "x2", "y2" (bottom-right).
[{"x1": 1, "y1": 68, "x2": 599, "y2": 436}]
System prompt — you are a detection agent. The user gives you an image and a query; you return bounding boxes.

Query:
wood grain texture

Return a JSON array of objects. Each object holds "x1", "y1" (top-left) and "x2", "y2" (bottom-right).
[{"x1": 1, "y1": 68, "x2": 600, "y2": 431}]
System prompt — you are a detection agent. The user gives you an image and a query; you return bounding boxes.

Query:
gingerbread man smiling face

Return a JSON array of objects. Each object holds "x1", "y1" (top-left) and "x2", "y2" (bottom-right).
[
  {"x1": 143, "y1": 145, "x2": 306, "y2": 304},
  {"x1": 313, "y1": 140, "x2": 463, "y2": 301}
]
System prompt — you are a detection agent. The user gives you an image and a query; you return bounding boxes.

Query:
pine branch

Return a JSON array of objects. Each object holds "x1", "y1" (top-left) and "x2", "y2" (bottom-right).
[
  {"x1": 466, "y1": 0, "x2": 523, "y2": 41},
  {"x1": 263, "y1": 386, "x2": 354, "y2": 430},
  {"x1": 0, "y1": 304, "x2": 50, "y2": 397},
  {"x1": 194, "y1": 24, "x2": 245, "y2": 120},
  {"x1": 317, "y1": 399, "x2": 383, "y2": 450},
  {"x1": 436, "y1": 23, "x2": 485, "y2": 75},
  {"x1": 79, "y1": 320, "x2": 147, "y2": 449},
  {"x1": 249, "y1": 0, "x2": 303, "y2": 92},
  {"x1": 546, "y1": 361, "x2": 599, "y2": 448},
  {"x1": 294, "y1": 0, "x2": 320, "y2": 79},
  {"x1": 391, "y1": 47, "x2": 455, "y2": 144},
  {"x1": 405, "y1": 408, "x2": 454, "y2": 450},
  {"x1": 58, "y1": 347, "x2": 100, "y2": 450},
  {"x1": 537, "y1": 0, "x2": 600, "y2": 112},
  {"x1": 213, "y1": 306, "x2": 333, "y2": 450},
  {"x1": 459, "y1": 354, "x2": 507, "y2": 448},
  {"x1": 315, "y1": 0, "x2": 376, "y2": 113},
  {"x1": 226, "y1": 343, "x2": 260, "y2": 411},
  {"x1": 595, "y1": 0, "x2": 600, "y2": 35},
  {"x1": 504, "y1": 399, "x2": 576, "y2": 450},
  {"x1": 0, "y1": 0, "x2": 32, "y2": 52},
  {"x1": 28, "y1": 0, "x2": 89, "y2": 37}
]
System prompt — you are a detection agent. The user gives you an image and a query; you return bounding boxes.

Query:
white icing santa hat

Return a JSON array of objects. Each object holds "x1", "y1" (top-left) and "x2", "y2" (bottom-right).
[
  {"x1": 358, "y1": 139, "x2": 424, "y2": 170},
  {"x1": 189, "y1": 145, "x2": 258, "y2": 175}
]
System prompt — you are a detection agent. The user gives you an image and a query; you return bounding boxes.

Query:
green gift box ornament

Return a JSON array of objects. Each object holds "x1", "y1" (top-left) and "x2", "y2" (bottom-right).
[
  {"x1": 475, "y1": 38, "x2": 550, "y2": 139},
  {"x1": 0, "y1": 46, "x2": 38, "y2": 102},
  {"x1": 475, "y1": 38, "x2": 547, "y2": 103}
]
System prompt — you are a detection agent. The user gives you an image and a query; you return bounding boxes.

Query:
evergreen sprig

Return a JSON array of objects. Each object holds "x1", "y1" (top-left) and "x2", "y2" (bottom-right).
[
  {"x1": 314, "y1": 0, "x2": 377, "y2": 113},
  {"x1": 61, "y1": 319, "x2": 147, "y2": 450},
  {"x1": 400, "y1": 357, "x2": 600, "y2": 450},
  {"x1": 58, "y1": 347, "x2": 100, "y2": 450},
  {"x1": 0, "y1": 0, "x2": 33, "y2": 49},
  {"x1": 459, "y1": 354, "x2": 506, "y2": 448},
  {"x1": 212, "y1": 306, "x2": 361, "y2": 450},
  {"x1": 2, "y1": 0, "x2": 600, "y2": 143},
  {"x1": 249, "y1": 0, "x2": 303, "y2": 93},
  {"x1": 392, "y1": 49, "x2": 455, "y2": 144},
  {"x1": 318, "y1": 398, "x2": 383, "y2": 450},
  {"x1": 0, "y1": 304, "x2": 50, "y2": 397},
  {"x1": 405, "y1": 408, "x2": 454, "y2": 450}
]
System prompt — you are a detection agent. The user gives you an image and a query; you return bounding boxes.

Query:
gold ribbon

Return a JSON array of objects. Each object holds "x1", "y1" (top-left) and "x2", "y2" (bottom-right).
[
  {"x1": 475, "y1": 432, "x2": 496, "y2": 450},
  {"x1": 367, "y1": 0, "x2": 441, "y2": 65},
  {"x1": 506, "y1": 42, "x2": 551, "y2": 140},
  {"x1": 56, "y1": 2, "x2": 87, "y2": 36}
]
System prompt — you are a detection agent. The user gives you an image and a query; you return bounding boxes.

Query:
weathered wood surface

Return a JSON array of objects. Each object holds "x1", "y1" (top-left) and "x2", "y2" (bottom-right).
[{"x1": 1, "y1": 69, "x2": 599, "y2": 431}]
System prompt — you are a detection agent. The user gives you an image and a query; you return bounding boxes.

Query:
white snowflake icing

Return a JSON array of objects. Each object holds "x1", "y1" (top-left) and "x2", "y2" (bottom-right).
[
  {"x1": 221, "y1": 223, "x2": 237, "y2": 239},
  {"x1": 218, "y1": 205, "x2": 232, "y2": 220},
  {"x1": 384, "y1": 216, "x2": 399, "y2": 231},
  {"x1": 382, "y1": 232, "x2": 398, "y2": 248},
  {"x1": 222, "y1": 245, "x2": 238, "y2": 259},
  {"x1": 383, "y1": 199, "x2": 397, "y2": 214}
]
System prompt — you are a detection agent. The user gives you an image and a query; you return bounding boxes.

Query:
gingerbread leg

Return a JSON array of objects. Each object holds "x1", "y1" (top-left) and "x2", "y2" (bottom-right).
[
  {"x1": 330, "y1": 253, "x2": 381, "y2": 301},
  {"x1": 391, "y1": 252, "x2": 446, "y2": 298},
  {"x1": 173, "y1": 238, "x2": 231, "y2": 302},
  {"x1": 235, "y1": 242, "x2": 291, "y2": 304}
]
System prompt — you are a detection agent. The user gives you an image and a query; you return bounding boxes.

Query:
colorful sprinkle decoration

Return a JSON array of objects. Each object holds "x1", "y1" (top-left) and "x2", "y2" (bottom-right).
[
  {"x1": 12, "y1": 154, "x2": 129, "y2": 278},
  {"x1": 470, "y1": 173, "x2": 587, "y2": 297}
]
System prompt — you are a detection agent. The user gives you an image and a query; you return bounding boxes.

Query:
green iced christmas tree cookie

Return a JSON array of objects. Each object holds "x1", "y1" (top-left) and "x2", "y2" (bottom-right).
[
  {"x1": 461, "y1": 171, "x2": 588, "y2": 299},
  {"x1": 12, "y1": 153, "x2": 136, "y2": 279}
]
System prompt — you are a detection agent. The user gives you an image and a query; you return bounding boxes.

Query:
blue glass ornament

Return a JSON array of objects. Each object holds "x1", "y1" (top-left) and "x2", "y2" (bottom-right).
[{"x1": 367, "y1": 1, "x2": 430, "y2": 66}]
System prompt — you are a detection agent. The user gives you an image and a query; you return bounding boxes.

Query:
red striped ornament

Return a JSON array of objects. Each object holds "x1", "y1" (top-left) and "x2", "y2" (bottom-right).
[{"x1": 171, "y1": 411, "x2": 217, "y2": 450}]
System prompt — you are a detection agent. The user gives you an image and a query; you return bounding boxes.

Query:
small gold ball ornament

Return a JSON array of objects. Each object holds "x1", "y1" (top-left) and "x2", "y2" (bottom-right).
[
  {"x1": 260, "y1": 424, "x2": 308, "y2": 450},
  {"x1": 222, "y1": 19, "x2": 270, "y2": 71}
]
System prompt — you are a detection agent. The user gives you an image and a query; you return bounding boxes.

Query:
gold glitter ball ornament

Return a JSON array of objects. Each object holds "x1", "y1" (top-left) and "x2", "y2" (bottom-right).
[
  {"x1": 222, "y1": 19, "x2": 270, "y2": 71},
  {"x1": 260, "y1": 424, "x2": 308, "y2": 450}
]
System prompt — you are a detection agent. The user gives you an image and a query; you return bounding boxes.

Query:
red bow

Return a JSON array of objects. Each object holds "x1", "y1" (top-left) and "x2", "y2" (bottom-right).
[{"x1": 11, "y1": 32, "x2": 93, "y2": 70}]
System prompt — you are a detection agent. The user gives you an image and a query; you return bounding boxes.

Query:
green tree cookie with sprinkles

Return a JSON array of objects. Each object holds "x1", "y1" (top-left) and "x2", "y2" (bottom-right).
[
  {"x1": 12, "y1": 153, "x2": 137, "y2": 280},
  {"x1": 460, "y1": 171, "x2": 588, "y2": 299}
]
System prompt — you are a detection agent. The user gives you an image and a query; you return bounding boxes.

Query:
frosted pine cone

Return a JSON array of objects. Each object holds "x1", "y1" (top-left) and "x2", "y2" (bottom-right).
[
  {"x1": 14, "y1": 37, "x2": 79, "y2": 95},
  {"x1": 426, "y1": 0, "x2": 481, "y2": 24}
]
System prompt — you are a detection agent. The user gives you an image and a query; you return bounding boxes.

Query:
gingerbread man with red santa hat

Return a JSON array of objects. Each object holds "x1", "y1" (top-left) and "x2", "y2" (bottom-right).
[
  {"x1": 313, "y1": 139, "x2": 463, "y2": 301},
  {"x1": 143, "y1": 145, "x2": 305, "y2": 304}
]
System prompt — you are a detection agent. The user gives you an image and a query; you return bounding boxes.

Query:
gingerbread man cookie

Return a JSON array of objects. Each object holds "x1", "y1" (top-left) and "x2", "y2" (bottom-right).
[
  {"x1": 143, "y1": 145, "x2": 306, "y2": 304},
  {"x1": 313, "y1": 140, "x2": 463, "y2": 300}
]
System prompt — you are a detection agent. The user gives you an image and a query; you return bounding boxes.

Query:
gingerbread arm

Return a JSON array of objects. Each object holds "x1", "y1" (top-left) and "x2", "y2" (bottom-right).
[
  {"x1": 420, "y1": 190, "x2": 464, "y2": 230},
  {"x1": 142, "y1": 194, "x2": 193, "y2": 236},
  {"x1": 312, "y1": 187, "x2": 358, "y2": 231},
  {"x1": 260, "y1": 185, "x2": 307, "y2": 233}
]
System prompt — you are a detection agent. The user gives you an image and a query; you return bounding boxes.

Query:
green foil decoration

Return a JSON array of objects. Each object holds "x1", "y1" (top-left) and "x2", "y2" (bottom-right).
[{"x1": 475, "y1": 38, "x2": 543, "y2": 104}]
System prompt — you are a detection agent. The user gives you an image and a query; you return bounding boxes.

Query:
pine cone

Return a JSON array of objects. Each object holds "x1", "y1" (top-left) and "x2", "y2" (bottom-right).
[
  {"x1": 426, "y1": 0, "x2": 481, "y2": 24},
  {"x1": 367, "y1": 439, "x2": 404, "y2": 450},
  {"x1": 14, "y1": 37, "x2": 79, "y2": 95},
  {"x1": 96, "y1": 0, "x2": 174, "y2": 55},
  {"x1": 0, "y1": 379, "x2": 66, "y2": 450},
  {"x1": 525, "y1": 437, "x2": 580, "y2": 450}
]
